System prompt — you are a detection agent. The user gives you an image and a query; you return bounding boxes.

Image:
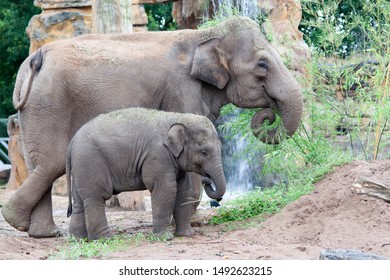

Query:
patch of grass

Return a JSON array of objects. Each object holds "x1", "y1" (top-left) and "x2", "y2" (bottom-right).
[
  {"x1": 210, "y1": 173, "x2": 323, "y2": 226},
  {"x1": 50, "y1": 232, "x2": 171, "y2": 260},
  {"x1": 210, "y1": 187, "x2": 285, "y2": 225}
]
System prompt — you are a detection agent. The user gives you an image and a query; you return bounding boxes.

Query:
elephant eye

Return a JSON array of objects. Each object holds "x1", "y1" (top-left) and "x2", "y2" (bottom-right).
[
  {"x1": 256, "y1": 60, "x2": 269, "y2": 77},
  {"x1": 257, "y1": 60, "x2": 268, "y2": 70},
  {"x1": 200, "y1": 151, "x2": 208, "y2": 158}
]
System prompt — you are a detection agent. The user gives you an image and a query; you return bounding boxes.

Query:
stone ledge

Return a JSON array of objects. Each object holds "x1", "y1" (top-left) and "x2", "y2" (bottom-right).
[
  {"x1": 34, "y1": 0, "x2": 92, "y2": 9},
  {"x1": 35, "y1": 0, "x2": 178, "y2": 10}
]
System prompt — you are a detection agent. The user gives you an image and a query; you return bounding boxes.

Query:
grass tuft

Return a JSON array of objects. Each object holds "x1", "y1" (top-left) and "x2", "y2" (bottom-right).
[{"x1": 50, "y1": 232, "x2": 171, "y2": 260}]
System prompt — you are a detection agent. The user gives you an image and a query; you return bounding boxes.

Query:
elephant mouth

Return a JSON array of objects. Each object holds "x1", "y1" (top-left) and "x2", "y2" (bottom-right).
[
  {"x1": 202, "y1": 175, "x2": 213, "y2": 186},
  {"x1": 251, "y1": 108, "x2": 277, "y2": 137},
  {"x1": 202, "y1": 175, "x2": 217, "y2": 192},
  {"x1": 202, "y1": 176, "x2": 223, "y2": 202}
]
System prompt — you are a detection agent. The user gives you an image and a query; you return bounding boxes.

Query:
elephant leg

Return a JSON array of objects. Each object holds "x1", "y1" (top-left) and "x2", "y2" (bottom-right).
[
  {"x1": 189, "y1": 172, "x2": 204, "y2": 227},
  {"x1": 68, "y1": 187, "x2": 88, "y2": 239},
  {"x1": 28, "y1": 188, "x2": 62, "y2": 238},
  {"x1": 150, "y1": 184, "x2": 177, "y2": 240},
  {"x1": 173, "y1": 174, "x2": 195, "y2": 237},
  {"x1": 1, "y1": 165, "x2": 62, "y2": 233},
  {"x1": 84, "y1": 197, "x2": 111, "y2": 240}
]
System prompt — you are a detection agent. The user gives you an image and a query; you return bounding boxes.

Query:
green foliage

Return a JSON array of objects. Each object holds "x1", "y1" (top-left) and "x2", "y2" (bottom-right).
[
  {"x1": 210, "y1": 187, "x2": 286, "y2": 224},
  {"x1": 300, "y1": 0, "x2": 390, "y2": 57},
  {"x1": 144, "y1": 3, "x2": 177, "y2": 31},
  {"x1": 301, "y1": 0, "x2": 389, "y2": 160},
  {"x1": 306, "y1": 55, "x2": 389, "y2": 160},
  {"x1": 50, "y1": 232, "x2": 171, "y2": 259},
  {"x1": 0, "y1": 1, "x2": 40, "y2": 119}
]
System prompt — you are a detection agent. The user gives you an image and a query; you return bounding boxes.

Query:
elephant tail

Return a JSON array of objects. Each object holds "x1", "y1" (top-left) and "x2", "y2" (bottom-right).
[
  {"x1": 13, "y1": 49, "x2": 44, "y2": 110},
  {"x1": 66, "y1": 150, "x2": 73, "y2": 218}
]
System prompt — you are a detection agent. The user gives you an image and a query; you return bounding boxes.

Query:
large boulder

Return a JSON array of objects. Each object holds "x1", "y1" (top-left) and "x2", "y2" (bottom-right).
[
  {"x1": 27, "y1": 7, "x2": 92, "y2": 53},
  {"x1": 34, "y1": 0, "x2": 91, "y2": 9},
  {"x1": 259, "y1": 0, "x2": 310, "y2": 76},
  {"x1": 27, "y1": 0, "x2": 149, "y2": 53},
  {"x1": 320, "y1": 249, "x2": 386, "y2": 260}
]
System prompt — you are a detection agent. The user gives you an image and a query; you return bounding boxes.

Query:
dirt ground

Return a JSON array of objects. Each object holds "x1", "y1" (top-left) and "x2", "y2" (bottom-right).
[{"x1": 1, "y1": 160, "x2": 390, "y2": 260}]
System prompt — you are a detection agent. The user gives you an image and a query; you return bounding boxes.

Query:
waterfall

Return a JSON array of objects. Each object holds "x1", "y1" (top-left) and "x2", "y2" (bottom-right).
[
  {"x1": 216, "y1": 108, "x2": 261, "y2": 193},
  {"x1": 210, "y1": 0, "x2": 259, "y2": 19}
]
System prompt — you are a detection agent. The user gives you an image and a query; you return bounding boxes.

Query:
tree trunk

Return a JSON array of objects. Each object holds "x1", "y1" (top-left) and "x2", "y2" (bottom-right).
[
  {"x1": 92, "y1": 0, "x2": 133, "y2": 33},
  {"x1": 351, "y1": 178, "x2": 390, "y2": 203}
]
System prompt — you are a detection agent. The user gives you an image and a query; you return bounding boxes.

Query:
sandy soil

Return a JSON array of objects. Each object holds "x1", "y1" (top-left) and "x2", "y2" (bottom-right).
[{"x1": 1, "y1": 160, "x2": 389, "y2": 260}]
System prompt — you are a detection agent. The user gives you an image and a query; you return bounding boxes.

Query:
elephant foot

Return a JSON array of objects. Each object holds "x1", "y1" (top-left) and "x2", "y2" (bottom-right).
[
  {"x1": 153, "y1": 226, "x2": 174, "y2": 240},
  {"x1": 1, "y1": 199, "x2": 30, "y2": 232},
  {"x1": 88, "y1": 227, "x2": 112, "y2": 241},
  {"x1": 175, "y1": 224, "x2": 195, "y2": 237},
  {"x1": 154, "y1": 230, "x2": 174, "y2": 241},
  {"x1": 69, "y1": 228, "x2": 88, "y2": 240},
  {"x1": 69, "y1": 213, "x2": 88, "y2": 239},
  {"x1": 28, "y1": 220, "x2": 63, "y2": 238}
]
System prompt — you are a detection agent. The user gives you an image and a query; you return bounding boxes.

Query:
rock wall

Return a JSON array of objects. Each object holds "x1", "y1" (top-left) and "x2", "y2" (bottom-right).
[
  {"x1": 28, "y1": 0, "x2": 149, "y2": 53},
  {"x1": 28, "y1": 0, "x2": 92, "y2": 53},
  {"x1": 258, "y1": 0, "x2": 310, "y2": 77},
  {"x1": 172, "y1": 0, "x2": 205, "y2": 29}
]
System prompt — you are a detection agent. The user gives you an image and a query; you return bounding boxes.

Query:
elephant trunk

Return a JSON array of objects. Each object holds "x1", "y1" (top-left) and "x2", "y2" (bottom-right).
[
  {"x1": 252, "y1": 76, "x2": 303, "y2": 144},
  {"x1": 203, "y1": 161, "x2": 226, "y2": 200}
]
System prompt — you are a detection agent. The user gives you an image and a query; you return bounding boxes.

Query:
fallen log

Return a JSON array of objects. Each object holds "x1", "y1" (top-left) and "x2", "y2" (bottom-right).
[{"x1": 351, "y1": 177, "x2": 390, "y2": 203}]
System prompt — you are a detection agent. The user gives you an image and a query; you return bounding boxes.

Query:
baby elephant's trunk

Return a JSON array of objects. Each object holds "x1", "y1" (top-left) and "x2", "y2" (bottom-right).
[{"x1": 202, "y1": 161, "x2": 226, "y2": 200}]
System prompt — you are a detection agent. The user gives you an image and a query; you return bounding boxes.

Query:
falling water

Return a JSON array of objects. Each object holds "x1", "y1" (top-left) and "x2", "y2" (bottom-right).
[
  {"x1": 216, "y1": 110, "x2": 261, "y2": 193},
  {"x1": 210, "y1": 0, "x2": 259, "y2": 19}
]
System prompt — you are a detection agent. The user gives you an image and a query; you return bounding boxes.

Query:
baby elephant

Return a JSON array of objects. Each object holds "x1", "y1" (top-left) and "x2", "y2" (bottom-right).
[{"x1": 66, "y1": 108, "x2": 226, "y2": 240}]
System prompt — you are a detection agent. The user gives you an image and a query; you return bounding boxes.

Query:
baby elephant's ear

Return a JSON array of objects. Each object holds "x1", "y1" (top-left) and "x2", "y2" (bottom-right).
[{"x1": 164, "y1": 123, "x2": 188, "y2": 158}]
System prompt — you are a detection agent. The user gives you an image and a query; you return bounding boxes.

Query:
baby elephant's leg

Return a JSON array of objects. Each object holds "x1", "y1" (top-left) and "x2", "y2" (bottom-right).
[
  {"x1": 84, "y1": 197, "x2": 112, "y2": 240},
  {"x1": 150, "y1": 182, "x2": 177, "y2": 240},
  {"x1": 174, "y1": 174, "x2": 195, "y2": 237},
  {"x1": 68, "y1": 187, "x2": 88, "y2": 239}
]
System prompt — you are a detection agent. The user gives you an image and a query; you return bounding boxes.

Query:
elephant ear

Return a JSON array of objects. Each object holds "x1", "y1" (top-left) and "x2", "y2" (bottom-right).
[
  {"x1": 164, "y1": 123, "x2": 188, "y2": 158},
  {"x1": 191, "y1": 38, "x2": 229, "y2": 89}
]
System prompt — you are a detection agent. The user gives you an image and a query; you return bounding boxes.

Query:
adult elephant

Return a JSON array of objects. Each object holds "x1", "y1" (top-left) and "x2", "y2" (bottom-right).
[{"x1": 2, "y1": 16, "x2": 303, "y2": 237}]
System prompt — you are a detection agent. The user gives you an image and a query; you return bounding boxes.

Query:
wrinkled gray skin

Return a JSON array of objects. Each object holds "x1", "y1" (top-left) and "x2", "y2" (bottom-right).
[
  {"x1": 2, "y1": 16, "x2": 303, "y2": 237},
  {"x1": 67, "y1": 108, "x2": 226, "y2": 240}
]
